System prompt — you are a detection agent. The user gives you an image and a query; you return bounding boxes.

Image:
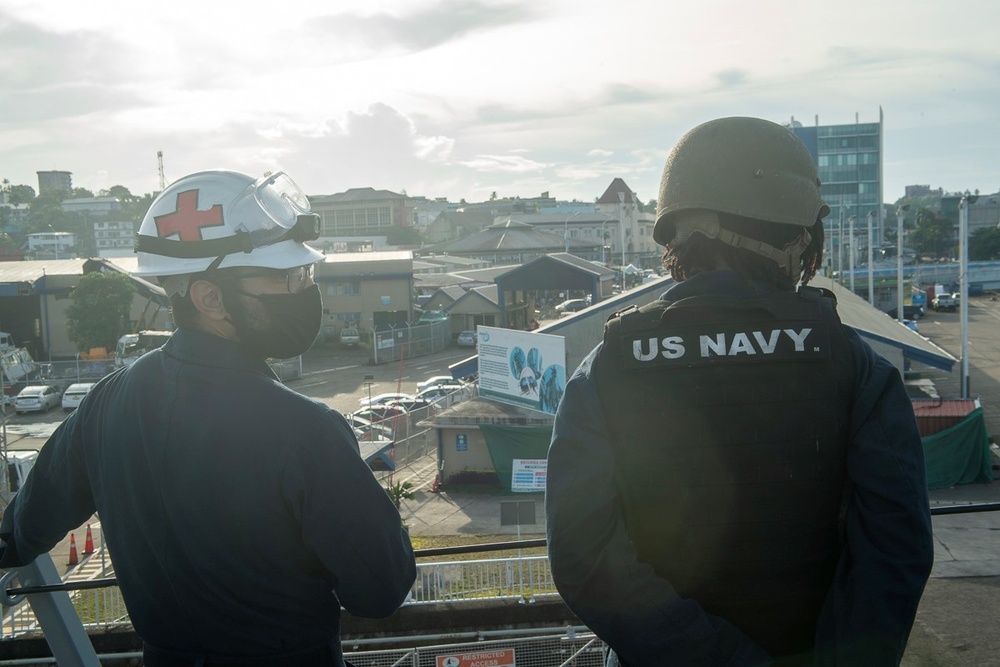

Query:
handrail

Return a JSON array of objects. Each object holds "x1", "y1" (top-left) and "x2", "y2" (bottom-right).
[
  {"x1": 0, "y1": 501, "x2": 995, "y2": 663},
  {"x1": 929, "y1": 502, "x2": 1000, "y2": 515},
  {"x1": 3, "y1": 501, "x2": 993, "y2": 598},
  {"x1": 4, "y1": 537, "x2": 550, "y2": 597}
]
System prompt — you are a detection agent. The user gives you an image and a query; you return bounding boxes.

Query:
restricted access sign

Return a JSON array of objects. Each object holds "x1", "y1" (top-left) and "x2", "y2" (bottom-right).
[{"x1": 436, "y1": 648, "x2": 515, "y2": 667}]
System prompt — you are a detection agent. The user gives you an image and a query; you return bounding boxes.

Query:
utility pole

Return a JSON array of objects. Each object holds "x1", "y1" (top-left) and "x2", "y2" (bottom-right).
[
  {"x1": 157, "y1": 151, "x2": 166, "y2": 191},
  {"x1": 867, "y1": 211, "x2": 875, "y2": 306},
  {"x1": 896, "y1": 205, "x2": 909, "y2": 323},
  {"x1": 959, "y1": 193, "x2": 976, "y2": 398}
]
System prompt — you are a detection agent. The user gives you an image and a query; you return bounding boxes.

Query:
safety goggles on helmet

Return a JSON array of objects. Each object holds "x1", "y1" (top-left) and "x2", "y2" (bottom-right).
[
  {"x1": 216, "y1": 264, "x2": 316, "y2": 294},
  {"x1": 135, "y1": 171, "x2": 320, "y2": 261}
]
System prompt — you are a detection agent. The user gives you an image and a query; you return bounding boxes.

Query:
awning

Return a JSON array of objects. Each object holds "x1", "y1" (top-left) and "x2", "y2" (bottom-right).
[{"x1": 358, "y1": 439, "x2": 396, "y2": 471}]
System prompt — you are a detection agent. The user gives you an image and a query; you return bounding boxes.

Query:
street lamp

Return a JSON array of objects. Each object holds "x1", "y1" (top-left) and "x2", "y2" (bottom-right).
[
  {"x1": 848, "y1": 216, "x2": 856, "y2": 294},
  {"x1": 598, "y1": 215, "x2": 616, "y2": 265},
  {"x1": 563, "y1": 212, "x2": 582, "y2": 254},
  {"x1": 363, "y1": 374, "x2": 375, "y2": 406},
  {"x1": 896, "y1": 205, "x2": 909, "y2": 324},
  {"x1": 959, "y1": 193, "x2": 977, "y2": 398},
  {"x1": 866, "y1": 211, "x2": 875, "y2": 306},
  {"x1": 47, "y1": 225, "x2": 59, "y2": 260}
]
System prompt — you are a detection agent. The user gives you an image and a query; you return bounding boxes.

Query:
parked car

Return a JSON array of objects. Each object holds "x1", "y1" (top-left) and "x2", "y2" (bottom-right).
[
  {"x1": 62, "y1": 382, "x2": 97, "y2": 411},
  {"x1": 416, "y1": 375, "x2": 462, "y2": 393},
  {"x1": 344, "y1": 413, "x2": 394, "y2": 441},
  {"x1": 416, "y1": 385, "x2": 462, "y2": 402},
  {"x1": 358, "y1": 393, "x2": 413, "y2": 407},
  {"x1": 14, "y1": 385, "x2": 62, "y2": 415},
  {"x1": 456, "y1": 331, "x2": 477, "y2": 347},
  {"x1": 932, "y1": 293, "x2": 957, "y2": 312},
  {"x1": 887, "y1": 304, "x2": 925, "y2": 320},
  {"x1": 339, "y1": 327, "x2": 360, "y2": 346},
  {"x1": 555, "y1": 298, "x2": 588, "y2": 313},
  {"x1": 354, "y1": 404, "x2": 408, "y2": 422},
  {"x1": 385, "y1": 397, "x2": 435, "y2": 413}
]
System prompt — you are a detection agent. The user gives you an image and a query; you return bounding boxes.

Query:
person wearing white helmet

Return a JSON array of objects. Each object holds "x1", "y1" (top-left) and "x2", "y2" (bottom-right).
[
  {"x1": 0, "y1": 170, "x2": 416, "y2": 666},
  {"x1": 546, "y1": 118, "x2": 932, "y2": 666}
]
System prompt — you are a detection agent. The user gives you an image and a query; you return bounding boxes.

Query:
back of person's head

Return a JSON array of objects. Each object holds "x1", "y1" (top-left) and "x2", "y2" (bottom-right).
[
  {"x1": 654, "y1": 117, "x2": 829, "y2": 289},
  {"x1": 131, "y1": 169, "x2": 325, "y2": 326}
]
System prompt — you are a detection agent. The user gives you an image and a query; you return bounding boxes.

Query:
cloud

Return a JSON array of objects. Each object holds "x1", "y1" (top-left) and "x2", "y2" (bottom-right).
[
  {"x1": 307, "y1": 0, "x2": 539, "y2": 56},
  {"x1": 459, "y1": 154, "x2": 550, "y2": 174},
  {"x1": 714, "y1": 69, "x2": 748, "y2": 87},
  {"x1": 0, "y1": 11, "x2": 142, "y2": 121}
]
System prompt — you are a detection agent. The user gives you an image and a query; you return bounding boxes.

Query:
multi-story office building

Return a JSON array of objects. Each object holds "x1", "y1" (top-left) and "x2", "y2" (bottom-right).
[
  {"x1": 787, "y1": 111, "x2": 884, "y2": 269},
  {"x1": 36, "y1": 170, "x2": 73, "y2": 196}
]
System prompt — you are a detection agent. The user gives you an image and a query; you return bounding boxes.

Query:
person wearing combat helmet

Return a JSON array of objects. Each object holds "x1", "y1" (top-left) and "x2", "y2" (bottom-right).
[
  {"x1": 546, "y1": 118, "x2": 933, "y2": 665},
  {"x1": 0, "y1": 170, "x2": 416, "y2": 666}
]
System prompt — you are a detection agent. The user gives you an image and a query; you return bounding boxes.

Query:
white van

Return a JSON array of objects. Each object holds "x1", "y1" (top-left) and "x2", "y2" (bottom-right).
[{"x1": 5, "y1": 450, "x2": 38, "y2": 495}]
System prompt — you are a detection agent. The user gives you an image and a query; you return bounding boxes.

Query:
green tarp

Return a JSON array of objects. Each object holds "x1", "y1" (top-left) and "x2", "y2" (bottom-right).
[
  {"x1": 922, "y1": 407, "x2": 993, "y2": 489},
  {"x1": 479, "y1": 409, "x2": 994, "y2": 494},
  {"x1": 480, "y1": 424, "x2": 553, "y2": 493}
]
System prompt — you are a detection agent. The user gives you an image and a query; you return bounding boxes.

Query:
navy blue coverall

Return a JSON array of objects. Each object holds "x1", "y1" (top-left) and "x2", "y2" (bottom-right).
[{"x1": 0, "y1": 328, "x2": 415, "y2": 665}]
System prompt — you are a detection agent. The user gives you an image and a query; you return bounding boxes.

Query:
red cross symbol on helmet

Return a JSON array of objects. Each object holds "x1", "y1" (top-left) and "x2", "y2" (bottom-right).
[{"x1": 153, "y1": 189, "x2": 225, "y2": 241}]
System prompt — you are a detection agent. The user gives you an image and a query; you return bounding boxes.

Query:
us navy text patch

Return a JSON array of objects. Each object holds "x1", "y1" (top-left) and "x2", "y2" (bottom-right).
[{"x1": 620, "y1": 320, "x2": 831, "y2": 369}]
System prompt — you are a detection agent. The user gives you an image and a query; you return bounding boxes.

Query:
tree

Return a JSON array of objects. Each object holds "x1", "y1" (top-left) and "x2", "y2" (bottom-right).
[
  {"x1": 120, "y1": 192, "x2": 155, "y2": 223},
  {"x1": 65, "y1": 272, "x2": 135, "y2": 353},
  {"x1": 70, "y1": 187, "x2": 94, "y2": 198},
  {"x1": 970, "y1": 227, "x2": 1000, "y2": 261},
  {"x1": 4, "y1": 183, "x2": 35, "y2": 205},
  {"x1": 27, "y1": 191, "x2": 68, "y2": 231},
  {"x1": 384, "y1": 480, "x2": 415, "y2": 509},
  {"x1": 386, "y1": 225, "x2": 424, "y2": 246},
  {"x1": 907, "y1": 206, "x2": 954, "y2": 259},
  {"x1": 104, "y1": 185, "x2": 135, "y2": 202}
]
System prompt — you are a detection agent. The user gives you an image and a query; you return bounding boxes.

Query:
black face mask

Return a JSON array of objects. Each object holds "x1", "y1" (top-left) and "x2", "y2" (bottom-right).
[{"x1": 225, "y1": 284, "x2": 322, "y2": 359}]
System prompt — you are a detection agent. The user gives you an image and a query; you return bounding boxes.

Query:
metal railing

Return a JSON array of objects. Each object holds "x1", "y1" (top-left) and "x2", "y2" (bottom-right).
[
  {"x1": 1, "y1": 548, "x2": 554, "y2": 638},
  {"x1": 1, "y1": 502, "x2": 996, "y2": 664}
]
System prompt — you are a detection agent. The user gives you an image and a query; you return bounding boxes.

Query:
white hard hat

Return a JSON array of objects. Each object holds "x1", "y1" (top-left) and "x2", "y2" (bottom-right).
[{"x1": 134, "y1": 170, "x2": 324, "y2": 282}]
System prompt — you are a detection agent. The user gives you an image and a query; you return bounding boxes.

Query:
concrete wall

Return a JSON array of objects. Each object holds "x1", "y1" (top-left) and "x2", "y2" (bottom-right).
[{"x1": 439, "y1": 425, "x2": 494, "y2": 482}]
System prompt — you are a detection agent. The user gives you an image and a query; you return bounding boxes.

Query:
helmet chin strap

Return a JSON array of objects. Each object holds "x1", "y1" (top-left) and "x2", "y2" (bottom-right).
[{"x1": 712, "y1": 227, "x2": 810, "y2": 284}]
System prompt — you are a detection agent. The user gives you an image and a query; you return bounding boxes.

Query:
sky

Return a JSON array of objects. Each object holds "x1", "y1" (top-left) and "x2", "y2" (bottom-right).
[{"x1": 2, "y1": 0, "x2": 999, "y2": 208}]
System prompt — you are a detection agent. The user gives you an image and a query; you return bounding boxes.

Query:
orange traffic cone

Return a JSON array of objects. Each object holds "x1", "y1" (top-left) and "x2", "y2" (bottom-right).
[
  {"x1": 83, "y1": 524, "x2": 94, "y2": 556},
  {"x1": 67, "y1": 534, "x2": 79, "y2": 567}
]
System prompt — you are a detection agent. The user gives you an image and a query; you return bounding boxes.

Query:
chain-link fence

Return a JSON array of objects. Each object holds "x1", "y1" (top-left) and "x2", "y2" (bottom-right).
[
  {"x1": 371, "y1": 321, "x2": 452, "y2": 365},
  {"x1": 27, "y1": 356, "x2": 302, "y2": 392}
]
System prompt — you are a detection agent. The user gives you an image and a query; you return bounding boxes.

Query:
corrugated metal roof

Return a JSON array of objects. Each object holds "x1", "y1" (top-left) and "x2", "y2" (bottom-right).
[
  {"x1": 911, "y1": 398, "x2": 980, "y2": 418},
  {"x1": 0, "y1": 259, "x2": 89, "y2": 281},
  {"x1": 911, "y1": 398, "x2": 980, "y2": 437},
  {"x1": 810, "y1": 276, "x2": 957, "y2": 372}
]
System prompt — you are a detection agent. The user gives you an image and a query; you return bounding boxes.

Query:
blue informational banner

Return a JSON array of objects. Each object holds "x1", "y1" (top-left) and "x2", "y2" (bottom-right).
[{"x1": 456, "y1": 433, "x2": 467, "y2": 451}]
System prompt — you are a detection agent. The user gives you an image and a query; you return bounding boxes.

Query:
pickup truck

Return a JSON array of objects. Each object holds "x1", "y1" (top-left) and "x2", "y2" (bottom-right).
[
  {"x1": 339, "y1": 327, "x2": 360, "y2": 346},
  {"x1": 932, "y1": 293, "x2": 957, "y2": 312}
]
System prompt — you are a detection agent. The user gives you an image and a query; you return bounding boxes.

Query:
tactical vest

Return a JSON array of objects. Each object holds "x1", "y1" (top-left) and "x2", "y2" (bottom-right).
[{"x1": 595, "y1": 286, "x2": 855, "y2": 658}]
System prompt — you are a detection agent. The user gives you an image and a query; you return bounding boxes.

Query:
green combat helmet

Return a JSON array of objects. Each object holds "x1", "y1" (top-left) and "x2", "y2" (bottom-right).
[{"x1": 653, "y1": 116, "x2": 830, "y2": 248}]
